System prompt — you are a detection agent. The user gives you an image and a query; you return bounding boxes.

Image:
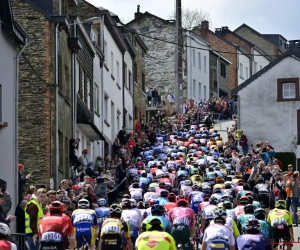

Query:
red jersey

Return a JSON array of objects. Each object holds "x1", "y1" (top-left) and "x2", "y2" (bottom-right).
[
  {"x1": 164, "y1": 202, "x2": 177, "y2": 213},
  {"x1": 39, "y1": 214, "x2": 74, "y2": 242},
  {"x1": 0, "y1": 241, "x2": 17, "y2": 250}
]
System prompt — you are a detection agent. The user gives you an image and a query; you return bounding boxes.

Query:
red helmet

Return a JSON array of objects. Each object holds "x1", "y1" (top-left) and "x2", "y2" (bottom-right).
[
  {"x1": 176, "y1": 195, "x2": 188, "y2": 205},
  {"x1": 168, "y1": 192, "x2": 176, "y2": 201},
  {"x1": 49, "y1": 201, "x2": 65, "y2": 213},
  {"x1": 240, "y1": 196, "x2": 249, "y2": 204}
]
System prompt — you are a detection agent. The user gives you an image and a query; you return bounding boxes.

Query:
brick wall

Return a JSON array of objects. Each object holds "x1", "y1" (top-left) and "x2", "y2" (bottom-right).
[
  {"x1": 222, "y1": 32, "x2": 252, "y2": 54},
  {"x1": 11, "y1": 0, "x2": 53, "y2": 186},
  {"x1": 194, "y1": 28, "x2": 238, "y2": 92}
]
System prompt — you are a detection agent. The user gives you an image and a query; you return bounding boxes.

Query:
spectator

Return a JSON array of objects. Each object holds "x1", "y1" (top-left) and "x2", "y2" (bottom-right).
[
  {"x1": 118, "y1": 126, "x2": 128, "y2": 145},
  {"x1": 286, "y1": 171, "x2": 300, "y2": 226},
  {"x1": 85, "y1": 162, "x2": 98, "y2": 178},
  {"x1": 240, "y1": 131, "x2": 249, "y2": 156},
  {"x1": 46, "y1": 190, "x2": 57, "y2": 205},
  {"x1": 69, "y1": 138, "x2": 81, "y2": 171},
  {"x1": 147, "y1": 87, "x2": 152, "y2": 107},
  {"x1": 15, "y1": 199, "x2": 28, "y2": 246},
  {"x1": 134, "y1": 119, "x2": 142, "y2": 134},
  {"x1": 167, "y1": 92, "x2": 175, "y2": 106},
  {"x1": 113, "y1": 137, "x2": 121, "y2": 153},
  {"x1": 78, "y1": 149, "x2": 89, "y2": 171},
  {"x1": 0, "y1": 188, "x2": 11, "y2": 218},
  {"x1": 259, "y1": 143, "x2": 276, "y2": 165},
  {"x1": 18, "y1": 164, "x2": 31, "y2": 199},
  {"x1": 94, "y1": 156, "x2": 104, "y2": 172},
  {"x1": 25, "y1": 188, "x2": 47, "y2": 250},
  {"x1": 152, "y1": 86, "x2": 159, "y2": 107},
  {"x1": 25, "y1": 186, "x2": 37, "y2": 202},
  {"x1": 0, "y1": 194, "x2": 16, "y2": 226},
  {"x1": 161, "y1": 96, "x2": 166, "y2": 106}
]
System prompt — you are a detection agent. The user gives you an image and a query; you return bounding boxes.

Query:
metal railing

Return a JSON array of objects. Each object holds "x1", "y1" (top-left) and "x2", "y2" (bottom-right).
[{"x1": 11, "y1": 233, "x2": 27, "y2": 250}]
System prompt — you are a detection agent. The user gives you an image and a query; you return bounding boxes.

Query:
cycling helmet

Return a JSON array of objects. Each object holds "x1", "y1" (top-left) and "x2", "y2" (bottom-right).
[
  {"x1": 257, "y1": 176, "x2": 265, "y2": 183},
  {"x1": 78, "y1": 199, "x2": 90, "y2": 209},
  {"x1": 254, "y1": 208, "x2": 266, "y2": 218},
  {"x1": 243, "y1": 183, "x2": 251, "y2": 190},
  {"x1": 224, "y1": 183, "x2": 232, "y2": 189},
  {"x1": 240, "y1": 196, "x2": 249, "y2": 205},
  {"x1": 245, "y1": 191, "x2": 253, "y2": 197},
  {"x1": 184, "y1": 180, "x2": 192, "y2": 186},
  {"x1": 143, "y1": 218, "x2": 163, "y2": 232},
  {"x1": 176, "y1": 196, "x2": 188, "y2": 206},
  {"x1": 203, "y1": 193, "x2": 211, "y2": 201},
  {"x1": 215, "y1": 166, "x2": 220, "y2": 170},
  {"x1": 235, "y1": 173, "x2": 242, "y2": 179},
  {"x1": 121, "y1": 199, "x2": 132, "y2": 209},
  {"x1": 214, "y1": 187, "x2": 222, "y2": 194},
  {"x1": 213, "y1": 208, "x2": 227, "y2": 220},
  {"x1": 160, "y1": 190, "x2": 169, "y2": 198},
  {"x1": 216, "y1": 177, "x2": 224, "y2": 184},
  {"x1": 237, "y1": 180, "x2": 244, "y2": 186},
  {"x1": 223, "y1": 201, "x2": 233, "y2": 209},
  {"x1": 148, "y1": 187, "x2": 156, "y2": 193},
  {"x1": 129, "y1": 199, "x2": 137, "y2": 208},
  {"x1": 171, "y1": 188, "x2": 178, "y2": 195},
  {"x1": 109, "y1": 204, "x2": 122, "y2": 214},
  {"x1": 209, "y1": 196, "x2": 218, "y2": 205},
  {"x1": 49, "y1": 201, "x2": 65, "y2": 213},
  {"x1": 97, "y1": 198, "x2": 107, "y2": 207},
  {"x1": 149, "y1": 199, "x2": 159, "y2": 207},
  {"x1": 151, "y1": 204, "x2": 165, "y2": 213},
  {"x1": 245, "y1": 218, "x2": 260, "y2": 233},
  {"x1": 0, "y1": 223, "x2": 10, "y2": 236},
  {"x1": 168, "y1": 193, "x2": 176, "y2": 201},
  {"x1": 221, "y1": 195, "x2": 229, "y2": 202},
  {"x1": 194, "y1": 175, "x2": 201, "y2": 181},
  {"x1": 159, "y1": 182, "x2": 166, "y2": 188},
  {"x1": 190, "y1": 169, "x2": 199, "y2": 175},
  {"x1": 244, "y1": 204, "x2": 254, "y2": 213},
  {"x1": 123, "y1": 194, "x2": 130, "y2": 199},
  {"x1": 137, "y1": 201, "x2": 145, "y2": 209},
  {"x1": 141, "y1": 172, "x2": 147, "y2": 178},
  {"x1": 202, "y1": 186, "x2": 211, "y2": 194},
  {"x1": 133, "y1": 182, "x2": 140, "y2": 188},
  {"x1": 275, "y1": 200, "x2": 286, "y2": 209},
  {"x1": 192, "y1": 185, "x2": 200, "y2": 191}
]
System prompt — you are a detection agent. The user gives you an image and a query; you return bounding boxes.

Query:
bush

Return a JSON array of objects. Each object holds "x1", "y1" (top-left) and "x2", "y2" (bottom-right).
[{"x1": 275, "y1": 152, "x2": 296, "y2": 172}]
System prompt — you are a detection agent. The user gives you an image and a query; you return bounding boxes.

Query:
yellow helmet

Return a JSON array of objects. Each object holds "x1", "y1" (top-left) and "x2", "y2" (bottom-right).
[{"x1": 235, "y1": 173, "x2": 242, "y2": 179}]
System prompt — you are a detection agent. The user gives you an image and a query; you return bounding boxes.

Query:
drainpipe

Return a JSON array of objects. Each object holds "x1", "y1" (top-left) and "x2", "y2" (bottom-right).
[
  {"x1": 100, "y1": 15, "x2": 105, "y2": 156},
  {"x1": 189, "y1": 32, "x2": 192, "y2": 100},
  {"x1": 122, "y1": 52, "x2": 125, "y2": 127},
  {"x1": 216, "y1": 56, "x2": 220, "y2": 97},
  {"x1": 14, "y1": 38, "x2": 27, "y2": 211},
  {"x1": 55, "y1": 23, "x2": 59, "y2": 189},
  {"x1": 73, "y1": 22, "x2": 77, "y2": 139},
  {"x1": 234, "y1": 93, "x2": 241, "y2": 146}
]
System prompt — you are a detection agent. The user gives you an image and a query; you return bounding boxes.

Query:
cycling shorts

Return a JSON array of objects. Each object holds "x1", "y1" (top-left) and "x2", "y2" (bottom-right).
[
  {"x1": 171, "y1": 225, "x2": 193, "y2": 250},
  {"x1": 121, "y1": 228, "x2": 138, "y2": 246},
  {"x1": 191, "y1": 201, "x2": 201, "y2": 214},
  {"x1": 74, "y1": 227, "x2": 95, "y2": 248},
  {"x1": 273, "y1": 225, "x2": 291, "y2": 248},
  {"x1": 101, "y1": 233, "x2": 123, "y2": 250},
  {"x1": 257, "y1": 194, "x2": 269, "y2": 208},
  {"x1": 40, "y1": 242, "x2": 65, "y2": 250}
]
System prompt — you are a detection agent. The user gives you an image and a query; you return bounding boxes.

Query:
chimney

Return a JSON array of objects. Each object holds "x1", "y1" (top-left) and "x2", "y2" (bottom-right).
[
  {"x1": 222, "y1": 26, "x2": 229, "y2": 30},
  {"x1": 201, "y1": 20, "x2": 209, "y2": 30},
  {"x1": 135, "y1": 5, "x2": 143, "y2": 19}
]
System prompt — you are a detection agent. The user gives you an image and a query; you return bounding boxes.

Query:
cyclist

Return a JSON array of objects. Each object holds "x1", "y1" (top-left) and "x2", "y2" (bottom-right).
[
  {"x1": 201, "y1": 196, "x2": 218, "y2": 230},
  {"x1": 253, "y1": 176, "x2": 270, "y2": 215},
  {"x1": 236, "y1": 218, "x2": 272, "y2": 250},
  {"x1": 267, "y1": 200, "x2": 293, "y2": 250},
  {"x1": 164, "y1": 193, "x2": 177, "y2": 213},
  {"x1": 234, "y1": 196, "x2": 249, "y2": 219},
  {"x1": 237, "y1": 204, "x2": 255, "y2": 234},
  {"x1": 254, "y1": 208, "x2": 273, "y2": 244},
  {"x1": 168, "y1": 196, "x2": 195, "y2": 250},
  {"x1": 136, "y1": 218, "x2": 176, "y2": 250},
  {"x1": 72, "y1": 199, "x2": 98, "y2": 250},
  {"x1": 39, "y1": 201, "x2": 75, "y2": 250},
  {"x1": 188, "y1": 185, "x2": 204, "y2": 214},
  {"x1": 202, "y1": 208, "x2": 235, "y2": 250},
  {"x1": 101, "y1": 204, "x2": 133, "y2": 250},
  {"x1": 157, "y1": 190, "x2": 169, "y2": 206},
  {"x1": 95, "y1": 198, "x2": 110, "y2": 230},
  {"x1": 237, "y1": 183, "x2": 252, "y2": 200},
  {"x1": 121, "y1": 200, "x2": 141, "y2": 248},
  {"x1": 0, "y1": 222, "x2": 17, "y2": 250},
  {"x1": 143, "y1": 204, "x2": 171, "y2": 233}
]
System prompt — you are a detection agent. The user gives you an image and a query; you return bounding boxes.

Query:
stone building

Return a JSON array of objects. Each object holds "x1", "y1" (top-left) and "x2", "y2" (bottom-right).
[
  {"x1": 127, "y1": 6, "x2": 188, "y2": 98},
  {"x1": 11, "y1": 0, "x2": 78, "y2": 188}
]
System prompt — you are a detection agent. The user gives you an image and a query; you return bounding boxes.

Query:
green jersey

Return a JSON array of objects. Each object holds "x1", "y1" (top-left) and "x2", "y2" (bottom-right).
[
  {"x1": 206, "y1": 172, "x2": 217, "y2": 178},
  {"x1": 237, "y1": 190, "x2": 252, "y2": 200},
  {"x1": 237, "y1": 214, "x2": 255, "y2": 233},
  {"x1": 252, "y1": 201, "x2": 262, "y2": 209},
  {"x1": 258, "y1": 220, "x2": 273, "y2": 239}
]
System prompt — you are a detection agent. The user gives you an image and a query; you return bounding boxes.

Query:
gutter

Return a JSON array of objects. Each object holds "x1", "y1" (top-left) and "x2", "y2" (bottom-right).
[
  {"x1": 55, "y1": 23, "x2": 59, "y2": 189},
  {"x1": 100, "y1": 15, "x2": 105, "y2": 156},
  {"x1": 122, "y1": 52, "x2": 125, "y2": 126}
]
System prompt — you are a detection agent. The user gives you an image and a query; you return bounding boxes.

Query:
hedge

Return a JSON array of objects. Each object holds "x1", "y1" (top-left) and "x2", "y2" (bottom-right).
[{"x1": 275, "y1": 152, "x2": 296, "y2": 172}]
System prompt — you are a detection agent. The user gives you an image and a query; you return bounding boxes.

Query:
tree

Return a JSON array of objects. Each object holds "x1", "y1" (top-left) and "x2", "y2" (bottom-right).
[{"x1": 169, "y1": 7, "x2": 211, "y2": 30}]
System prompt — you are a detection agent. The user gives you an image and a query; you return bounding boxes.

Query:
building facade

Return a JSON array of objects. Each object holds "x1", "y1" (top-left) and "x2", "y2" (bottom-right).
[
  {"x1": 232, "y1": 50, "x2": 300, "y2": 167},
  {"x1": 186, "y1": 31, "x2": 210, "y2": 101}
]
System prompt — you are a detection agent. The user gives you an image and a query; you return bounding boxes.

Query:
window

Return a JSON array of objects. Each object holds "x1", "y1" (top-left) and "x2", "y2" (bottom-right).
[
  {"x1": 198, "y1": 52, "x2": 201, "y2": 69},
  {"x1": 239, "y1": 63, "x2": 243, "y2": 78},
  {"x1": 140, "y1": 26, "x2": 150, "y2": 33},
  {"x1": 124, "y1": 63, "x2": 128, "y2": 88},
  {"x1": 116, "y1": 61, "x2": 120, "y2": 85},
  {"x1": 254, "y1": 61, "x2": 257, "y2": 73},
  {"x1": 245, "y1": 67, "x2": 248, "y2": 79},
  {"x1": 277, "y1": 78, "x2": 300, "y2": 102},
  {"x1": 129, "y1": 70, "x2": 132, "y2": 91},
  {"x1": 75, "y1": 60, "x2": 79, "y2": 93},
  {"x1": 199, "y1": 82, "x2": 201, "y2": 98},
  {"x1": 86, "y1": 78, "x2": 91, "y2": 109},
  {"x1": 65, "y1": 65, "x2": 70, "y2": 101},
  {"x1": 111, "y1": 52, "x2": 114, "y2": 76},
  {"x1": 142, "y1": 72, "x2": 145, "y2": 92},
  {"x1": 220, "y1": 63, "x2": 226, "y2": 78},
  {"x1": 90, "y1": 28, "x2": 98, "y2": 44},
  {"x1": 104, "y1": 95, "x2": 108, "y2": 121},
  {"x1": 204, "y1": 85, "x2": 207, "y2": 98},
  {"x1": 204, "y1": 56, "x2": 207, "y2": 72},
  {"x1": 58, "y1": 55, "x2": 63, "y2": 92},
  {"x1": 193, "y1": 79, "x2": 196, "y2": 96},
  {"x1": 193, "y1": 49, "x2": 195, "y2": 66},
  {"x1": 94, "y1": 83, "x2": 99, "y2": 114}
]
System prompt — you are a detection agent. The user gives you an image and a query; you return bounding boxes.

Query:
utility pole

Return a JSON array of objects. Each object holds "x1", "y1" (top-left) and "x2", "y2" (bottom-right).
[{"x1": 175, "y1": 0, "x2": 183, "y2": 113}]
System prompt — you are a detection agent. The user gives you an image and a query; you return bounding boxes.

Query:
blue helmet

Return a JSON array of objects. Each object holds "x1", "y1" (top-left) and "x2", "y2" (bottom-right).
[{"x1": 97, "y1": 198, "x2": 107, "y2": 207}]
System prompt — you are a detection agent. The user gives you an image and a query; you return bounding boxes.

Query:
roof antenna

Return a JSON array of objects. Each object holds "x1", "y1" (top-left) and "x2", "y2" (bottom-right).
[{"x1": 137, "y1": 5, "x2": 140, "y2": 13}]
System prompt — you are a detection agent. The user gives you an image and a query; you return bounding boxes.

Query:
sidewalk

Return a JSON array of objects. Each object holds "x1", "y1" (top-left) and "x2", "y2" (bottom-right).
[{"x1": 214, "y1": 120, "x2": 234, "y2": 139}]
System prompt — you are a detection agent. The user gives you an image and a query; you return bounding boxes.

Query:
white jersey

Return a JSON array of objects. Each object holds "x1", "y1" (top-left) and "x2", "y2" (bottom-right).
[
  {"x1": 121, "y1": 209, "x2": 141, "y2": 230},
  {"x1": 155, "y1": 169, "x2": 165, "y2": 177},
  {"x1": 234, "y1": 205, "x2": 245, "y2": 219},
  {"x1": 147, "y1": 161, "x2": 156, "y2": 168},
  {"x1": 202, "y1": 204, "x2": 217, "y2": 220},
  {"x1": 129, "y1": 188, "x2": 143, "y2": 200},
  {"x1": 133, "y1": 207, "x2": 142, "y2": 222},
  {"x1": 143, "y1": 192, "x2": 159, "y2": 202},
  {"x1": 203, "y1": 224, "x2": 235, "y2": 246},
  {"x1": 180, "y1": 185, "x2": 193, "y2": 196}
]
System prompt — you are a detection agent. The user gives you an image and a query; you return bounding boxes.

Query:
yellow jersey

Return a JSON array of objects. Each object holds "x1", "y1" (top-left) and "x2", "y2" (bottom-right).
[
  {"x1": 267, "y1": 208, "x2": 293, "y2": 226},
  {"x1": 136, "y1": 231, "x2": 176, "y2": 250},
  {"x1": 101, "y1": 218, "x2": 131, "y2": 240}
]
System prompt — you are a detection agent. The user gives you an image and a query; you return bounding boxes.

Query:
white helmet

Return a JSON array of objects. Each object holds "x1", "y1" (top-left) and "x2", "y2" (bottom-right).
[
  {"x1": 78, "y1": 199, "x2": 90, "y2": 209},
  {"x1": 129, "y1": 199, "x2": 137, "y2": 208},
  {"x1": 0, "y1": 223, "x2": 10, "y2": 236}
]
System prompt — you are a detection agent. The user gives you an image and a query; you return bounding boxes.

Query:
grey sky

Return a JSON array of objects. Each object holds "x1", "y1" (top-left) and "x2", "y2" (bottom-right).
[{"x1": 86, "y1": 0, "x2": 299, "y2": 40}]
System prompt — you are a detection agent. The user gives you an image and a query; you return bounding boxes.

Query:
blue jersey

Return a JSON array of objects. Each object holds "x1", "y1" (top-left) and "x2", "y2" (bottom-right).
[
  {"x1": 95, "y1": 207, "x2": 110, "y2": 228},
  {"x1": 143, "y1": 215, "x2": 171, "y2": 234},
  {"x1": 237, "y1": 234, "x2": 272, "y2": 250},
  {"x1": 139, "y1": 177, "x2": 150, "y2": 185},
  {"x1": 157, "y1": 197, "x2": 169, "y2": 206},
  {"x1": 190, "y1": 191, "x2": 204, "y2": 213}
]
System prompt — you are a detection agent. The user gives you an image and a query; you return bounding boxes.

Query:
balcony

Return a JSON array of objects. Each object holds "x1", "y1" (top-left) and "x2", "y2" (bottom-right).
[{"x1": 68, "y1": 37, "x2": 82, "y2": 52}]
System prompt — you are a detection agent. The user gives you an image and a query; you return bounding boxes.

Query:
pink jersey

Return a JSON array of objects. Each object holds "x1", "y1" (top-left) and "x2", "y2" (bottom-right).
[
  {"x1": 234, "y1": 186, "x2": 243, "y2": 195},
  {"x1": 198, "y1": 201, "x2": 209, "y2": 214},
  {"x1": 168, "y1": 207, "x2": 195, "y2": 227},
  {"x1": 234, "y1": 205, "x2": 245, "y2": 219}
]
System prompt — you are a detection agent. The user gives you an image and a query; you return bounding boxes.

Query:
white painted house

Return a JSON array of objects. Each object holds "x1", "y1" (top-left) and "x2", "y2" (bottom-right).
[
  {"x1": 233, "y1": 50, "x2": 300, "y2": 167},
  {"x1": 238, "y1": 48, "x2": 251, "y2": 86},
  {"x1": 0, "y1": 0, "x2": 27, "y2": 227},
  {"x1": 186, "y1": 31, "x2": 210, "y2": 102}
]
